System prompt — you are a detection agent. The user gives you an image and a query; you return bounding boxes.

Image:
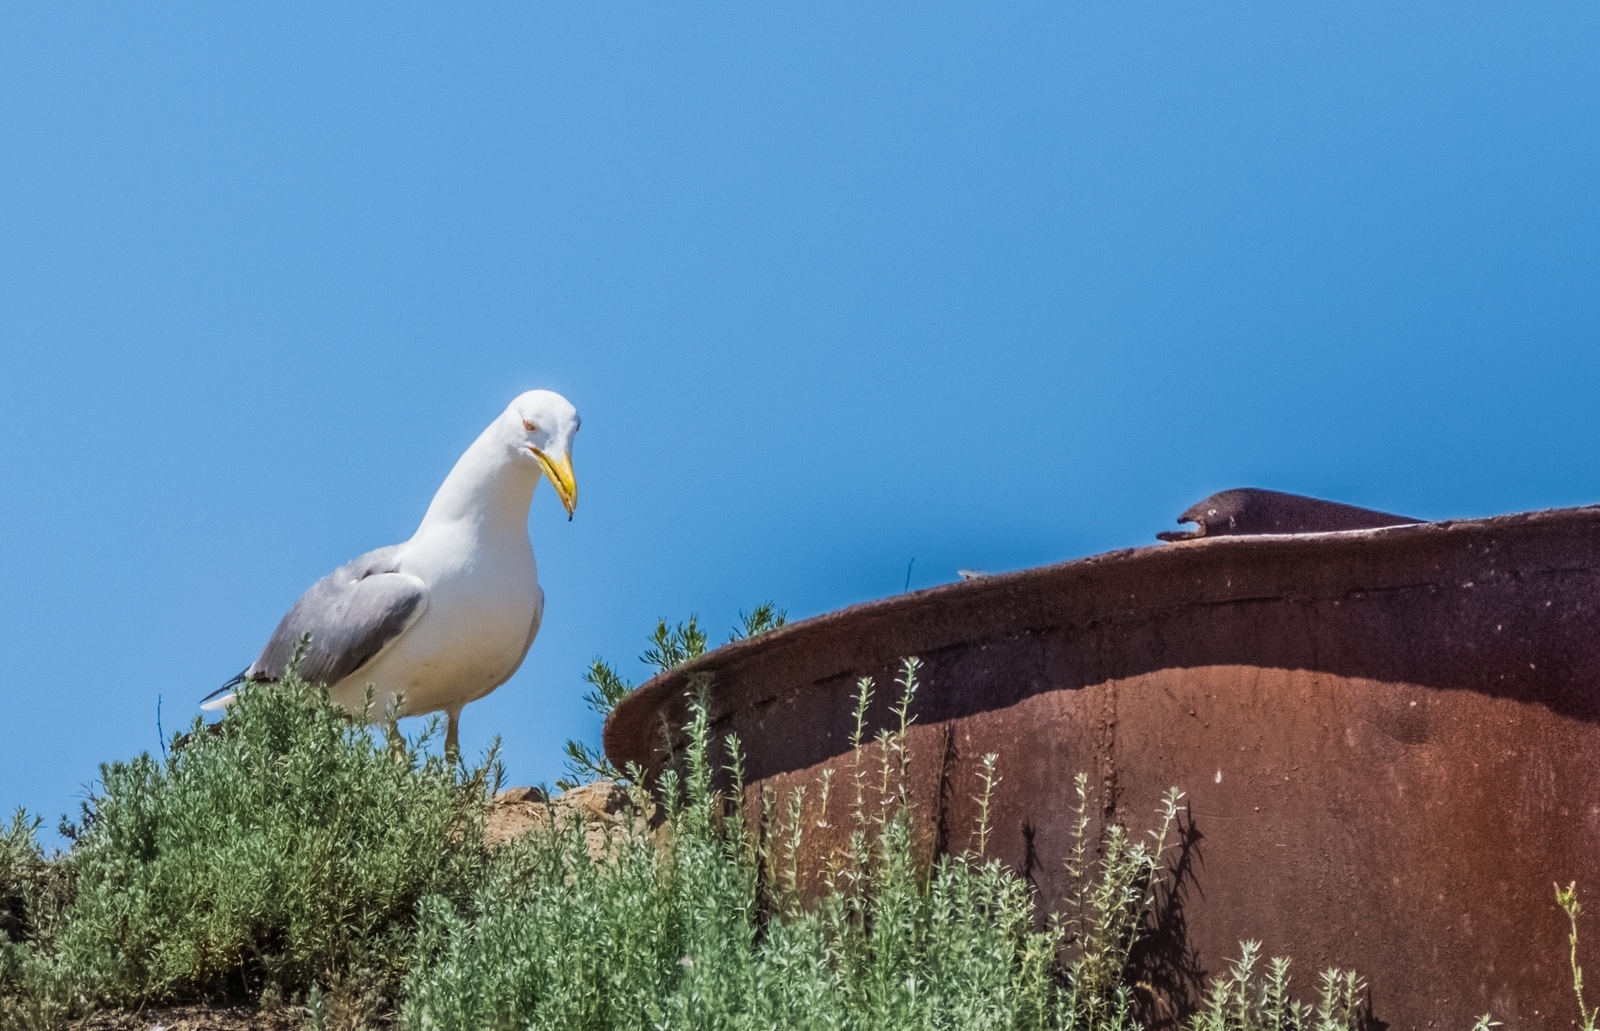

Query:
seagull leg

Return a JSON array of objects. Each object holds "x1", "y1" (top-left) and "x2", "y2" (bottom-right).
[
  {"x1": 444, "y1": 706, "x2": 462, "y2": 763},
  {"x1": 381, "y1": 691, "x2": 407, "y2": 760},
  {"x1": 385, "y1": 721, "x2": 406, "y2": 760}
]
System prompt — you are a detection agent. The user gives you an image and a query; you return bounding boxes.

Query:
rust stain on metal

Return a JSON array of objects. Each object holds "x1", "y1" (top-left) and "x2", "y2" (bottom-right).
[{"x1": 605, "y1": 503, "x2": 1600, "y2": 1030}]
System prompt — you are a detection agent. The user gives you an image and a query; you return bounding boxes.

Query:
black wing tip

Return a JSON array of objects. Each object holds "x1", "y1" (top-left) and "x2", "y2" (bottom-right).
[{"x1": 200, "y1": 668, "x2": 251, "y2": 706}]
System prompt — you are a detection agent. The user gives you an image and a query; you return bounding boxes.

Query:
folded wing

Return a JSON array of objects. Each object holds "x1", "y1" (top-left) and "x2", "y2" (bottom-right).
[{"x1": 202, "y1": 546, "x2": 428, "y2": 709}]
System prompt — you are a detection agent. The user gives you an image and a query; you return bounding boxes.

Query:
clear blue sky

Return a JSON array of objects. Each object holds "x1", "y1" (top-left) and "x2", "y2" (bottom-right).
[{"x1": 3, "y1": 4, "x2": 1598, "y2": 825}]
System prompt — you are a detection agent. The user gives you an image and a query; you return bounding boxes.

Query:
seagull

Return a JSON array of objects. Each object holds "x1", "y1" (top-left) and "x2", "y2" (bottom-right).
[{"x1": 203, "y1": 390, "x2": 580, "y2": 758}]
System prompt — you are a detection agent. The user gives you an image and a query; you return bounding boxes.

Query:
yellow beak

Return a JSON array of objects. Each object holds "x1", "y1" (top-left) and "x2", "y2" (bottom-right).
[{"x1": 531, "y1": 448, "x2": 578, "y2": 519}]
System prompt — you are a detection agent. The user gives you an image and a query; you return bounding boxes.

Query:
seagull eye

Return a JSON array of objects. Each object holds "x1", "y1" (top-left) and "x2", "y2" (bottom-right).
[{"x1": 522, "y1": 419, "x2": 540, "y2": 433}]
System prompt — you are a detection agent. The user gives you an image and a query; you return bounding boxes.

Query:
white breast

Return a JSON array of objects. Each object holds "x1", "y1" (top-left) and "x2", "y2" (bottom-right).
[{"x1": 328, "y1": 519, "x2": 543, "y2": 718}]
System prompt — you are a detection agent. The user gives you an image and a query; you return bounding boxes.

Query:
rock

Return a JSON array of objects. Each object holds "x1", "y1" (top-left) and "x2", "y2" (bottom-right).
[
  {"x1": 554, "y1": 780, "x2": 630, "y2": 819},
  {"x1": 484, "y1": 780, "x2": 651, "y2": 856},
  {"x1": 494, "y1": 785, "x2": 547, "y2": 805}
]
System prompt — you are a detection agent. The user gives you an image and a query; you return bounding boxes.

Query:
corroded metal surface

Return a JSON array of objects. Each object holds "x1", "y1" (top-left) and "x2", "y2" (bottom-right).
[{"x1": 604, "y1": 505, "x2": 1600, "y2": 1030}]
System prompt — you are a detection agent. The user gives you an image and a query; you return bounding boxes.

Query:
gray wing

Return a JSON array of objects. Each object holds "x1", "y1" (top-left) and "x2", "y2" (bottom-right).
[{"x1": 204, "y1": 546, "x2": 427, "y2": 707}]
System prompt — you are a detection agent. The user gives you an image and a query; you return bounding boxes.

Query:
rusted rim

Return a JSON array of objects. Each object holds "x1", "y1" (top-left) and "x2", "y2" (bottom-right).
[{"x1": 602, "y1": 503, "x2": 1600, "y2": 771}]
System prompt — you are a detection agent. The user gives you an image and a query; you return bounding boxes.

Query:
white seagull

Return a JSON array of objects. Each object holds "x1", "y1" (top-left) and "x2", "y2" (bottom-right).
[{"x1": 203, "y1": 390, "x2": 580, "y2": 757}]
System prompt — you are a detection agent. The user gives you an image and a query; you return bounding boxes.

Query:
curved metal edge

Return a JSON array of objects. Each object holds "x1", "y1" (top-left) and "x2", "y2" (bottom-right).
[{"x1": 601, "y1": 503, "x2": 1600, "y2": 772}]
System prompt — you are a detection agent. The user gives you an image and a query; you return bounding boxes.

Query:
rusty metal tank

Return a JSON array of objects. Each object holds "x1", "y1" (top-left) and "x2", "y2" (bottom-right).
[{"x1": 604, "y1": 501, "x2": 1600, "y2": 1030}]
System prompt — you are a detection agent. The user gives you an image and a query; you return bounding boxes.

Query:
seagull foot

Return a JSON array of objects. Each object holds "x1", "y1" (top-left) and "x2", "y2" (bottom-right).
[{"x1": 444, "y1": 708, "x2": 462, "y2": 764}]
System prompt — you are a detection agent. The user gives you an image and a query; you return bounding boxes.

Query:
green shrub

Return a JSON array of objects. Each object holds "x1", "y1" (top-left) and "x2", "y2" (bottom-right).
[
  {"x1": 0, "y1": 811, "x2": 53, "y2": 1025},
  {"x1": 0, "y1": 811, "x2": 45, "y2": 946},
  {"x1": 561, "y1": 607, "x2": 785, "y2": 790},
  {"x1": 405, "y1": 659, "x2": 1356, "y2": 1031},
  {"x1": 24, "y1": 668, "x2": 496, "y2": 1015},
  {"x1": 1188, "y1": 943, "x2": 1363, "y2": 1031},
  {"x1": 407, "y1": 661, "x2": 1074, "y2": 1030}
]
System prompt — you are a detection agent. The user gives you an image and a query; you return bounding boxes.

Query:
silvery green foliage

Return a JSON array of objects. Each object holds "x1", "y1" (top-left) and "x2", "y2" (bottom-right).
[
  {"x1": 405, "y1": 662, "x2": 1150, "y2": 1031},
  {"x1": 1188, "y1": 943, "x2": 1365, "y2": 1031},
  {"x1": 561, "y1": 605, "x2": 785, "y2": 790},
  {"x1": 21, "y1": 671, "x2": 496, "y2": 1013}
]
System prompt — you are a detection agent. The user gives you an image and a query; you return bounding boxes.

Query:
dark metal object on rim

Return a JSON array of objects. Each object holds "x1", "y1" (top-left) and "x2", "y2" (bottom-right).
[
  {"x1": 1155, "y1": 487, "x2": 1421, "y2": 541},
  {"x1": 605, "y1": 503, "x2": 1600, "y2": 1030}
]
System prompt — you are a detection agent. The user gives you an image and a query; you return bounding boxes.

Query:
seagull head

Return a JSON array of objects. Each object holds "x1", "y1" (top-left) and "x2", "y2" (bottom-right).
[{"x1": 508, "y1": 390, "x2": 580, "y2": 519}]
